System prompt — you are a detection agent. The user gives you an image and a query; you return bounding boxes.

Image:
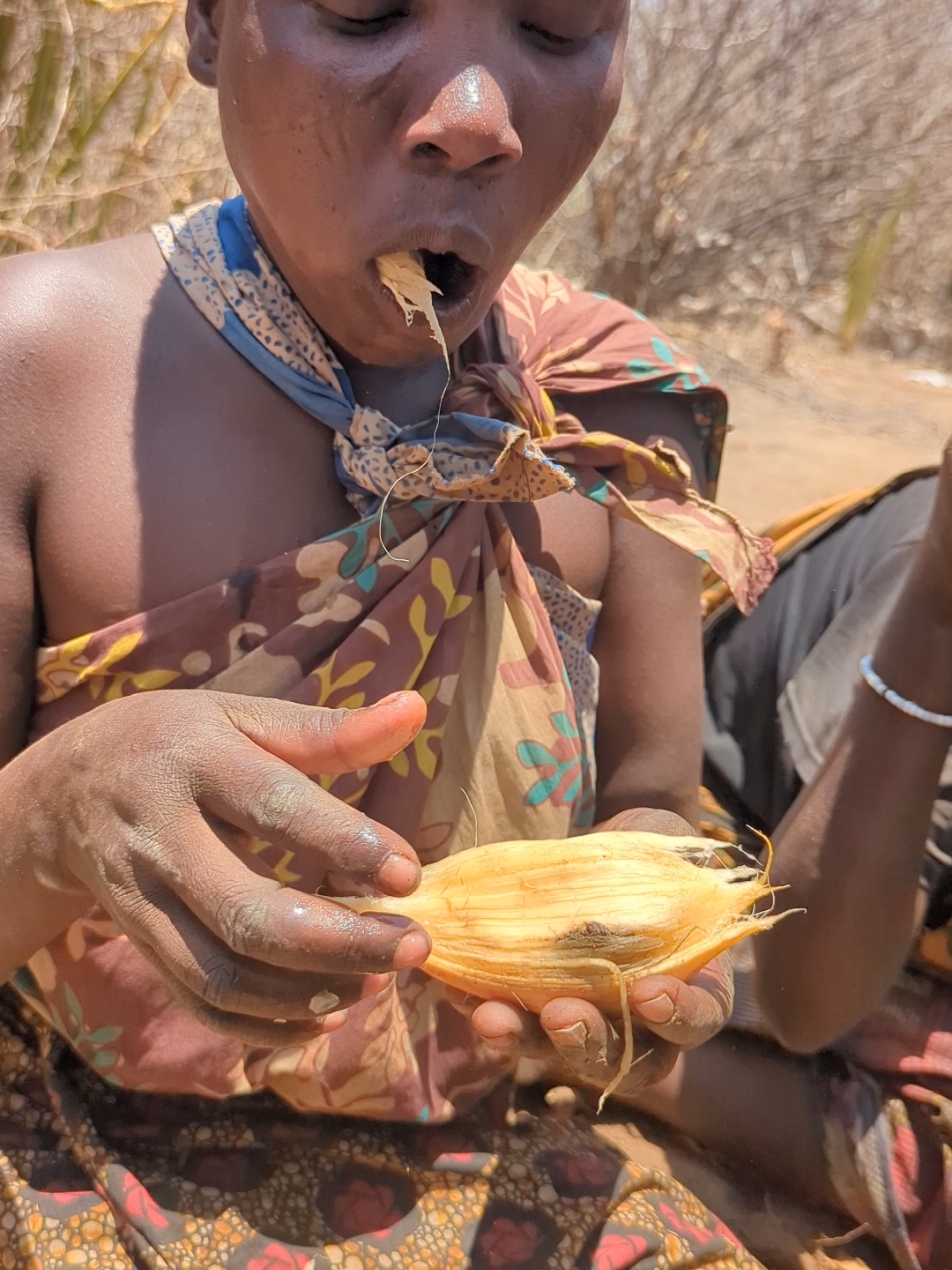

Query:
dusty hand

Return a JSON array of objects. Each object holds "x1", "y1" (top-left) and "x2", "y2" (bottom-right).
[
  {"x1": 10, "y1": 689, "x2": 432, "y2": 1046},
  {"x1": 456, "y1": 809, "x2": 734, "y2": 1097}
]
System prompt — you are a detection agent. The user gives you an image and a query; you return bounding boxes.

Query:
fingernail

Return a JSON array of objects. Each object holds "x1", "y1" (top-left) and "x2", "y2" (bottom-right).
[
  {"x1": 373, "y1": 692, "x2": 413, "y2": 710},
  {"x1": 377, "y1": 853, "x2": 421, "y2": 896},
  {"x1": 309, "y1": 991, "x2": 341, "y2": 1017},
  {"x1": 633, "y1": 993, "x2": 675, "y2": 1024},
  {"x1": 393, "y1": 929, "x2": 431, "y2": 971},
  {"x1": 484, "y1": 1032, "x2": 518, "y2": 1054},
  {"x1": 551, "y1": 1020, "x2": 590, "y2": 1051}
]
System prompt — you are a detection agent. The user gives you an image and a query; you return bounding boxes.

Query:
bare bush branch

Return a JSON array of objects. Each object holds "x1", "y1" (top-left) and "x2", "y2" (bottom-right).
[{"x1": 529, "y1": 0, "x2": 952, "y2": 360}]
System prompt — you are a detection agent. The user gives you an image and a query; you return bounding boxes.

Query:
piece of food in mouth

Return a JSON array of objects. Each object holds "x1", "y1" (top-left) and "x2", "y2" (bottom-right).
[
  {"x1": 376, "y1": 251, "x2": 449, "y2": 368},
  {"x1": 336, "y1": 831, "x2": 784, "y2": 1107}
]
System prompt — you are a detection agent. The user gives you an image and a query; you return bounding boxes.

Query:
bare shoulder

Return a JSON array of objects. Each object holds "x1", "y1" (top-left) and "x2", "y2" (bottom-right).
[
  {"x1": 0, "y1": 240, "x2": 165, "y2": 758},
  {"x1": 0, "y1": 233, "x2": 165, "y2": 334},
  {"x1": 0, "y1": 234, "x2": 166, "y2": 454}
]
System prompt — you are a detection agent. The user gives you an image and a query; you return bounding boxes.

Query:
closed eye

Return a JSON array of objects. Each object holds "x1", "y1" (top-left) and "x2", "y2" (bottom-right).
[
  {"x1": 336, "y1": 8, "x2": 408, "y2": 33},
  {"x1": 521, "y1": 22, "x2": 576, "y2": 48}
]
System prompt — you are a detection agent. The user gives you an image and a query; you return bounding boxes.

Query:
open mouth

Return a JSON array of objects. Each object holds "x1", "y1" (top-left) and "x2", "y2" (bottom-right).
[{"x1": 418, "y1": 250, "x2": 478, "y2": 309}]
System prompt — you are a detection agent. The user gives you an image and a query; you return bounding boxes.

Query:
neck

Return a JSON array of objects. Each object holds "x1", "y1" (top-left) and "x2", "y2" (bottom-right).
[{"x1": 336, "y1": 352, "x2": 452, "y2": 427}]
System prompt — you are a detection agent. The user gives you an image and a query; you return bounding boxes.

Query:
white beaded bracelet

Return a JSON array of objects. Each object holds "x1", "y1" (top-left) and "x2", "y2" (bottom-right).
[{"x1": 859, "y1": 655, "x2": 952, "y2": 730}]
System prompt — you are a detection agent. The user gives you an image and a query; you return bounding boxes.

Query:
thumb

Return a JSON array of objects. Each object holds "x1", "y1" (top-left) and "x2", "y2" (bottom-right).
[{"x1": 216, "y1": 691, "x2": 428, "y2": 776}]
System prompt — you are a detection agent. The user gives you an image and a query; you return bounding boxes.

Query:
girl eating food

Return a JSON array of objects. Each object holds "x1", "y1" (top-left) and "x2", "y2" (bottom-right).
[{"x1": 0, "y1": 2, "x2": 773, "y2": 1266}]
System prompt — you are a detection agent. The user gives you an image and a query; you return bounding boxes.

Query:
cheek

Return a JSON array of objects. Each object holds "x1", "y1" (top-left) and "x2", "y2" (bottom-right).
[
  {"x1": 216, "y1": 6, "x2": 374, "y2": 187},
  {"x1": 583, "y1": 40, "x2": 627, "y2": 148},
  {"x1": 518, "y1": 30, "x2": 625, "y2": 172},
  {"x1": 520, "y1": 62, "x2": 623, "y2": 202},
  {"x1": 220, "y1": 43, "x2": 333, "y2": 154}
]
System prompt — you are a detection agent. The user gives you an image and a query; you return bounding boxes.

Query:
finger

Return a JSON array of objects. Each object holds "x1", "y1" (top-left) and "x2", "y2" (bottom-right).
[
  {"x1": 218, "y1": 692, "x2": 428, "y2": 777},
  {"x1": 157, "y1": 969, "x2": 352, "y2": 1048},
  {"x1": 628, "y1": 958, "x2": 734, "y2": 1049},
  {"x1": 539, "y1": 998, "x2": 679, "y2": 1092},
  {"x1": 540, "y1": 997, "x2": 621, "y2": 1075},
  {"x1": 130, "y1": 881, "x2": 395, "y2": 1021},
  {"x1": 195, "y1": 735, "x2": 423, "y2": 897},
  {"x1": 131, "y1": 814, "x2": 430, "y2": 976},
  {"x1": 599, "y1": 808, "x2": 696, "y2": 837},
  {"x1": 468, "y1": 999, "x2": 547, "y2": 1057}
]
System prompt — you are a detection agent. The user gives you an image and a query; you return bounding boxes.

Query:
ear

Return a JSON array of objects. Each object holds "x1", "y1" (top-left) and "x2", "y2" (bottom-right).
[{"x1": 185, "y1": 0, "x2": 223, "y2": 88}]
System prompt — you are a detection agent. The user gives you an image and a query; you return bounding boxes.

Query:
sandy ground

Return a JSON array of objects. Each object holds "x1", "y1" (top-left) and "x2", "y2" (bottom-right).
[{"x1": 665, "y1": 320, "x2": 952, "y2": 531}]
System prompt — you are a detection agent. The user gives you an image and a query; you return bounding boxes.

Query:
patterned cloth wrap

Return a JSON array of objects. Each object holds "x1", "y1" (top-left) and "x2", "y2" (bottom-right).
[{"x1": 0, "y1": 196, "x2": 770, "y2": 1270}]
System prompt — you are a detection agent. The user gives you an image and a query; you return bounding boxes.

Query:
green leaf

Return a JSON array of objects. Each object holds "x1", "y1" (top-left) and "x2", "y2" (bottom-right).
[
  {"x1": 551, "y1": 712, "x2": 579, "y2": 741},
  {"x1": 90, "y1": 1049, "x2": 118, "y2": 1069},
  {"x1": 87, "y1": 1025, "x2": 122, "y2": 1045},
  {"x1": 517, "y1": 741, "x2": 556, "y2": 770},
  {"x1": 62, "y1": 982, "x2": 85, "y2": 1033}
]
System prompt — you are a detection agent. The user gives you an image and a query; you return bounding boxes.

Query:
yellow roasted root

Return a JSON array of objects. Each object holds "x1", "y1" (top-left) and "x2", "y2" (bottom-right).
[
  {"x1": 337, "y1": 831, "x2": 782, "y2": 1106},
  {"x1": 376, "y1": 252, "x2": 449, "y2": 368}
]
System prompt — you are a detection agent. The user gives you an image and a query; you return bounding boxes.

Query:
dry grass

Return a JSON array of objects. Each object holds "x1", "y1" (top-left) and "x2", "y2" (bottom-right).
[
  {"x1": 0, "y1": 0, "x2": 232, "y2": 254},
  {"x1": 526, "y1": 0, "x2": 952, "y2": 360}
]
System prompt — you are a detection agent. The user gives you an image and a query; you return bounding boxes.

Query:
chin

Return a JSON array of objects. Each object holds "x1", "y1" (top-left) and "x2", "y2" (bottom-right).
[{"x1": 333, "y1": 283, "x2": 496, "y2": 371}]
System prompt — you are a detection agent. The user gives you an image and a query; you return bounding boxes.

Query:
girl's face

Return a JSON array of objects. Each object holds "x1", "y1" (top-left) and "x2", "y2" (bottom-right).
[{"x1": 188, "y1": 0, "x2": 629, "y2": 366}]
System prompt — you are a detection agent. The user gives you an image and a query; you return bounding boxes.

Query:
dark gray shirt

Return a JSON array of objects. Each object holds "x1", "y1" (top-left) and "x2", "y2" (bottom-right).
[{"x1": 704, "y1": 473, "x2": 952, "y2": 924}]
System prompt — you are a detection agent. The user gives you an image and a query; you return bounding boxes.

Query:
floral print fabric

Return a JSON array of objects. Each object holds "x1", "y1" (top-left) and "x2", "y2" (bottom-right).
[
  {"x1": 0, "y1": 990, "x2": 761, "y2": 1270},
  {"x1": 25, "y1": 502, "x2": 606, "y2": 1117},
  {"x1": 154, "y1": 198, "x2": 773, "y2": 613}
]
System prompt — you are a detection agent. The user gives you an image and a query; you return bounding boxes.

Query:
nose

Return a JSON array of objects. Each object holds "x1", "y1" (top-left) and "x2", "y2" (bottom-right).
[{"x1": 402, "y1": 65, "x2": 523, "y2": 174}]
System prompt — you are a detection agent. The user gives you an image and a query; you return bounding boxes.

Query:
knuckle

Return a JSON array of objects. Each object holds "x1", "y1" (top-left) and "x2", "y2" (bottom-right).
[
  {"x1": 199, "y1": 953, "x2": 244, "y2": 1011},
  {"x1": 334, "y1": 925, "x2": 374, "y2": 976},
  {"x1": 245, "y1": 771, "x2": 310, "y2": 838},
  {"x1": 611, "y1": 808, "x2": 692, "y2": 837},
  {"x1": 326, "y1": 817, "x2": 389, "y2": 879},
  {"x1": 333, "y1": 979, "x2": 371, "y2": 1010},
  {"x1": 191, "y1": 1002, "x2": 312, "y2": 1048},
  {"x1": 645, "y1": 1046, "x2": 679, "y2": 1085},
  {"x1": 215, "y1": 890, "x2": 270, "y2": 957},
  {"x1": 311, "y1": 706, "x2": 350, "y2": 735},
  {"x1": 126, "y1": 822, "x2": 185, "y2": 886},
  {"x1": 690, "y1": 973, "x2": 734, "y2": 1027},
  {"x1": 189, "y1": 998, "x2": 235, "y2": 1035},
  {"x1": 186, "y1": 997, "x2": 253, "y2": 1041},
  {"x1": 319, "y1": 909, "x2": 395, "y2": 976},
  {"x1": 623, "y1": 1043, "x2": 676, "y2": 1093}
]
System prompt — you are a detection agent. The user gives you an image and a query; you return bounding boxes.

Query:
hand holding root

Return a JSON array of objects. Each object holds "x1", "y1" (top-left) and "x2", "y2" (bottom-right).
[
  {"x1": 453, "y1": 808, "x2": 738, "y2": 1107},
  {"x1": 458, "y1": 954, "x2": 733, "y2": 1104}
]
